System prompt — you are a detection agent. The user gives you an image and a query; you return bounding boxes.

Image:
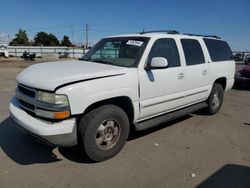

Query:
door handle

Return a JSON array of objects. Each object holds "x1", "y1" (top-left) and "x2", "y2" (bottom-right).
[
  {"x1": 178, "y1": 73, "x2": 185, "y2": 79},
  {"x1": 202, "y1": 70, "x2": 207, "y2": 75}
]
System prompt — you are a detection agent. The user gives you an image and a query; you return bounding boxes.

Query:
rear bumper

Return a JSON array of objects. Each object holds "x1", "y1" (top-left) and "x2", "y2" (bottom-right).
[{"x1": 9, "y1": 97, "x2": 77, "y2": 147}]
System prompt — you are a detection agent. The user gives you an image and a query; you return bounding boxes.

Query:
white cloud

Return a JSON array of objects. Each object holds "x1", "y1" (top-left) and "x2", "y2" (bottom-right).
[{"x1": 0, "y1": 32, "x2": 9, "y2": 43}]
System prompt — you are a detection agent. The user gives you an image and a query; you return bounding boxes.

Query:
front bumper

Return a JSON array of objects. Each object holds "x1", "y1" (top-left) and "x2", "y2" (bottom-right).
[
  {"x1": 234, "y1": 76, "x2": 250, "y2": 88},
  {"x1": 9, "y1": 97, "x2": 77, "y2": 147},
  {"x1": 235, "y1": 76, "x2": 250, "y2": 83}
]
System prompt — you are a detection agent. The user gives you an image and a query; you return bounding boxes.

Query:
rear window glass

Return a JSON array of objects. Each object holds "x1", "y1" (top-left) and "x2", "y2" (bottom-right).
[{"x1": 203, "y1": 39, "x2": 233, "y2": 62}]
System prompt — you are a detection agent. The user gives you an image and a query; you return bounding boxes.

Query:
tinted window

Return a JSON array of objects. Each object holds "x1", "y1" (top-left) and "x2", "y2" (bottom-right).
[
  {"x1": 181, "y1": 39, "x2": 205, "y2": 66},
  {"x1": 148, "y1": 38, "x2": 180, "y2": 68},
  {"x1": 203, "y1": 39, "x2": 233, "y2": 62}
]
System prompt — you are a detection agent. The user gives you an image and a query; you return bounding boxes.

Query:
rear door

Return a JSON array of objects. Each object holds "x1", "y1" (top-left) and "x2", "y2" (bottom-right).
[
  {"x1": 138, "y1": 38, "x2": 186, "y2": 120},
  {"x1": 180, "y1": 38, "x2": 209, "y2": 104}
]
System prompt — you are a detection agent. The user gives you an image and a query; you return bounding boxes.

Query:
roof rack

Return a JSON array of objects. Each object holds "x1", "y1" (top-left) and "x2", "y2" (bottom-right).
[
  {"x1": 183, "y1": 33, "x2": 221, "y2": 39},
  {"x1": 140, "y1": 30, "x2": 179, "y2": 35},
  {"x1": 139, "y1": 30, "x2": 220, "y2": 39}
]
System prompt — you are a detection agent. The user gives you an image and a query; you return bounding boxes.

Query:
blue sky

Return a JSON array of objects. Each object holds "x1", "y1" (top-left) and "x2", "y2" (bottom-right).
[{"x1": 0, "y1": 0, "x2": 250, "y2": 51}]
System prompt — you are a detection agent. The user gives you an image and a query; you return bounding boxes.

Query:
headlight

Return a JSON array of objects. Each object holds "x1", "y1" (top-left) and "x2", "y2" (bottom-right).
[
  {"x1": 235, "y1": 71, "x2": 241, "y2": 77},
  {"x1": 37, "y1": 91, "x2": 69, "y2": 105},
  {"x1": 36, "y1": 91, "x2": 70, "y2": 119}
]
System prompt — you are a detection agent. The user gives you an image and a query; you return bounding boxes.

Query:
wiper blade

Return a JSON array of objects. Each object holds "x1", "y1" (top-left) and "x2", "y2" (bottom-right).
[
  {"x1": 79, "y1": 57, "x2": 89, "y2": 61},
  {"x1": 92, "y1": 59, "x2": 114, "y2": 65}
]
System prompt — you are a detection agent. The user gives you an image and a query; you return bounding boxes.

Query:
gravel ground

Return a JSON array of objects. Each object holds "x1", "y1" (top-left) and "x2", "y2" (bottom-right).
[{"x1": 0, "y1": 59, "x2": 249, "y2": 188}]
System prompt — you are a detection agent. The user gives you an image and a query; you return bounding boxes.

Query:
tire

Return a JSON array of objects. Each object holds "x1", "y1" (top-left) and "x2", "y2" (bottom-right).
[
  {"x1": 206, "y1": 83, "x2": 224, "y2": 114},
  {"x1": 78, "y1": 105, "x2": 130, "y2": 162}
]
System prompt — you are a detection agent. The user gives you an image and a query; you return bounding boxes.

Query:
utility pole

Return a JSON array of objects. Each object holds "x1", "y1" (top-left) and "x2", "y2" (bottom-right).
[
  {"x1": 85, "y1": 24, "x2": 89, "y2": 49},
  {"x1": 8, "y1": 34, "x2": 11, "y2": 45},
  {"x1": 71, "y1": 23, "x2": 74, "y2": 45},
  {"x1": 71, "y1": 23, "x2": 75, "y2": 58}
]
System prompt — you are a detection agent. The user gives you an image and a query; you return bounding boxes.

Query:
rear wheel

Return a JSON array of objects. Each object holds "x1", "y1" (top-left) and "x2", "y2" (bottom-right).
[
  {"x1": 78, "y1": 105, "x2": 129, "y2": 162},
  {"x1": 206, "y1": 83, "x2": 224, "y2": 114}
]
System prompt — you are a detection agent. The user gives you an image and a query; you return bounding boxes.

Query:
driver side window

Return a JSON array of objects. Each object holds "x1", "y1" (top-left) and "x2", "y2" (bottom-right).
[{"x1": 148, "y1": 38, "x2": 181, "y2": 68}]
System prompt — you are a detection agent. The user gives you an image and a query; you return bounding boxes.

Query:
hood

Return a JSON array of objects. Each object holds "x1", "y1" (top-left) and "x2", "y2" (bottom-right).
[{"x1": 16, "y1": 60, "x2": 127, "y2": 91}]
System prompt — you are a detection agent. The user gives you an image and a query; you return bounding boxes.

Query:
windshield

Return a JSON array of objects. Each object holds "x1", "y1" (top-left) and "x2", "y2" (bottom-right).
[{"x1": 81, "y1": 37, "x2": 149, "y2": 67}]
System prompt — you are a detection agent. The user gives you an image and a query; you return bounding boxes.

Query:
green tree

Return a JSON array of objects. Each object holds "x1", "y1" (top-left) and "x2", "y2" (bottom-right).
[
  {"x1": 34, "y1": 32, "x2": 49, "y2": 46},
  {"x1": 34, "y1": 32, "x2": 60, "y2": 46},
  {"x1": 61, "y1": 35, "x2": 72, "y2": 47},
  {"x1": 10, "y1": 29, "x2": 29, "y2": 46},
  {"x1": 48, "y1": 33, "x2": 60, "y2": 46}
]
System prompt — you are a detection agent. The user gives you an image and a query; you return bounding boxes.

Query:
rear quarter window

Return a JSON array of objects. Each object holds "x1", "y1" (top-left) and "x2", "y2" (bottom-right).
[{"x1": 203, "y1": 39, "x2": 233, "y2": 62}]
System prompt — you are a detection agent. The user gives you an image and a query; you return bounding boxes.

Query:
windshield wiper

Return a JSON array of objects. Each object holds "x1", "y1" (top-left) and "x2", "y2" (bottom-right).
[
  {"x1": 79, "y1": 57, "x2": 89, "y2": 61},
  {"x1": 92, "y1": 59, "x2": 114, "y2": 65}
]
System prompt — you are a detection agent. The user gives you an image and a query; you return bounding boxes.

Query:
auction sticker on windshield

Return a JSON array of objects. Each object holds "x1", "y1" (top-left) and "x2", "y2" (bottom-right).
[{"x1": 126, "y1": 40, "x2": 144, "y2": 46}]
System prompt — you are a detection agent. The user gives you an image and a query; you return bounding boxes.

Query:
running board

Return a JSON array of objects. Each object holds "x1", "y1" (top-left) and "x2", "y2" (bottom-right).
[{"x1": 134, "y1": 102, "x2": 208, "y2": 131}]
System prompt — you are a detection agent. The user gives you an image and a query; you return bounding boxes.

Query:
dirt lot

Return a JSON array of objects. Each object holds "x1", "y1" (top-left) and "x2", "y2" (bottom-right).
[{"x1": 0, "y1": 58, "x2": 249, "y2": 188}]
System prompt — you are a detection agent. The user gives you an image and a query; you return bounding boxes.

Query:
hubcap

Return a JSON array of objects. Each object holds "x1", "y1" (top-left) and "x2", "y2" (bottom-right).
[
  {"x1": 95, "y1": 120, "x2": 121, "y2": 150},
  {"x1": 212, "y1": 91, "x2": 220, "y2": 109}
]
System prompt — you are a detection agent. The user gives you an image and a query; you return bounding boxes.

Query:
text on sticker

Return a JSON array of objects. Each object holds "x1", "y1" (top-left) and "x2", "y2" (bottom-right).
[{"x1": 126, "y1": 40, "x2": 144, "y2": 46}]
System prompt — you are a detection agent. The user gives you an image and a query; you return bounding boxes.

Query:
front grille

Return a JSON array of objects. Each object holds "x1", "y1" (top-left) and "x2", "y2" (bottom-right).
[
  {"x1": 16, "y1": 84, "x2": 37, "y2": 113},
  {"x1": 18, "y1": 84, "x2": 36, "y2": 98},
  {"x1": 19, "y1": 100, "x2": 35, "y2": 111}
]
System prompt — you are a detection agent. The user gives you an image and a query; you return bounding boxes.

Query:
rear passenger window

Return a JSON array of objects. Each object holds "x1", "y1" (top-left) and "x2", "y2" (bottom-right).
[
  {"x1": 148, "y1": 38, "x2": 180, "y2": 68},
  {"x1": 181, "y1": 39, "x2": 205, "y2": 66},
  {"x1": 203, "y1": 39, "x2": 233, "y2": 62}
]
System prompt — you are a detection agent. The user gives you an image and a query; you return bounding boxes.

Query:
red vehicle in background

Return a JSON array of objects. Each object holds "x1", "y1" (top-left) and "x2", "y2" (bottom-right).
[{"x1": 235, "y1": 65, "x2": 250, "y2": 89}]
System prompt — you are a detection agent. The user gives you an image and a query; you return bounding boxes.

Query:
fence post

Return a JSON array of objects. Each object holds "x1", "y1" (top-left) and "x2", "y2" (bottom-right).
[{"x1": 40, "y1": 46, "x2": 43, "y2": 57}]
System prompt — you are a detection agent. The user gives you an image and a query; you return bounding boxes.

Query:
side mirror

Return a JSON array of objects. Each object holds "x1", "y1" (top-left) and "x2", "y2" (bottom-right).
[{"x1": 146, "y1": 57, "x2": 168, "y2": 70}]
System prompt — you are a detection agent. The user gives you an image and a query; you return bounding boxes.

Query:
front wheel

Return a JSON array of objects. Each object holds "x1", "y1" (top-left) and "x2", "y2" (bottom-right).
[
  {"x1": 78, "y1": 105, "x2": 130, "y2": 162},
  {"x1": 206, "y1": 83, "x2": 224, "y2": 114}
]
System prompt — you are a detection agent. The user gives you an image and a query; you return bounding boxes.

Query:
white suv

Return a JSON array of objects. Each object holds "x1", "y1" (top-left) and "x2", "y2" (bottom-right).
[{"x1": 10, "y1": 30, "x2": 235, "y2": 161}]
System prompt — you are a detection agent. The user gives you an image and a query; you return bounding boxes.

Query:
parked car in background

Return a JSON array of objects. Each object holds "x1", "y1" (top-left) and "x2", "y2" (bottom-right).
[
  {"x1": 235, "y1": 65, "x2": 250, "y2": 88},
  {"x1": 234, "y1": 53, "x2": 243, "y2": 61},
  {"x1": 244, "y1": 55, "x2": 250, "y2": 65},
  {"x1": 0, "y1": 42, "x2": 9, "y2": 57}
]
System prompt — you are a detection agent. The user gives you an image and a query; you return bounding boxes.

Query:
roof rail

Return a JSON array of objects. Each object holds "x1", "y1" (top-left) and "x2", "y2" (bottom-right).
[
  {"x1": 139, "y1": 30, "x2": 220, "y2": 39},
  {"x1": 140, "y1": 30, "x2": 179, "y2": 35},
  {"x1": 183, "y1": 33, "x2": 221, "y2": 39}
]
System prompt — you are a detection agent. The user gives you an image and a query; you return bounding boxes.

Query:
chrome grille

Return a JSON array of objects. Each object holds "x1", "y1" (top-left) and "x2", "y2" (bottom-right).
[
  {"x1": 18, "y1": 84, "x2": 36, "y2": 98},
  {"x1": 16, "y1": 84, "x2": 37, "y2": 113}
]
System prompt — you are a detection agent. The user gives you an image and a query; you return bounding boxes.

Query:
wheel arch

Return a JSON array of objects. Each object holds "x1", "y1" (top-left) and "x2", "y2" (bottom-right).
[
  {"x1": 80, "y1": 96, "x2": 135, "y2": 124},
  {"x1": 214, "y1": 77, "x2": 227, "y2": 90}
]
